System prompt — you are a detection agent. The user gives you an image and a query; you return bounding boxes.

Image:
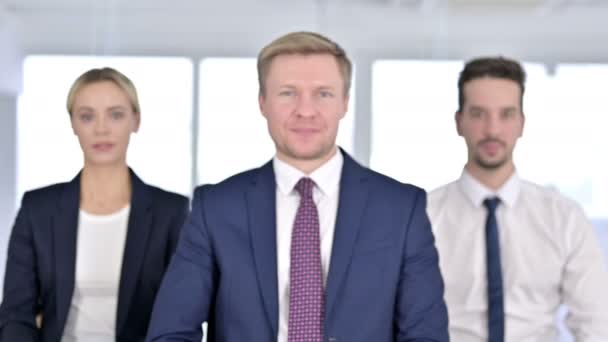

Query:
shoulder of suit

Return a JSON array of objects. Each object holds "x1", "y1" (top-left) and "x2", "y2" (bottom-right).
[
  {"x1": 21, "y1": 181, "x2": 70, "y2": 207},
  {"x1": 15, "y1": 182, "x2": 72, "y2": 219},
  {"x1": 192, "y1": 166, "x2": 260, "y2": 197},
  {"x1": 362, "y1": 166, "x2": 425, "y2": 197},
  {"x1": 145, "y1": 184, "x2": 189, "y2": 209}
]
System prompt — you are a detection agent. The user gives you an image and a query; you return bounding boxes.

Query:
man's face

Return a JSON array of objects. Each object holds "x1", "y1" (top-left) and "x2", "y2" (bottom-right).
[
  {"x1": 259, "y1": 53, "x2": 348, "y2": 167},
  {"x1": 456, "y1": 77, "x2": 524, "y2": 171}
]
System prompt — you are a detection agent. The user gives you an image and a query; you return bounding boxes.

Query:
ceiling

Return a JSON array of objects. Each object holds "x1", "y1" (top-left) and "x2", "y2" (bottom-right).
[
  {"x1": 3, "y1": 0, "x2": 605, "y2": 11},
  {"x1": 1, "y1": 0, "x2": 607, "y2": 62}
]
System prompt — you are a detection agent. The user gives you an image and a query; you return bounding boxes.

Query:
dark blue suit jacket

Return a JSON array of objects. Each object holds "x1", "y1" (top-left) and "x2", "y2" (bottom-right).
[
  {"x1": 0, "y1": 170, "x2": 189, "y2": 342},
  {"x1": 147, "y1": 152, "x2": 449, "y2": 341}
]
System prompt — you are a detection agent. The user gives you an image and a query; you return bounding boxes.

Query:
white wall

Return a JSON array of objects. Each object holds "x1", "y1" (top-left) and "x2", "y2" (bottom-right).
[
  {"x1": 0, "y1": 8, "x2": 22, "y2": 283},
  {"x1": 0, "y1": 8, "x2": 22, "y2": 93},
  {"x1": 0, "y1": 96, "x2": 17, "y2": 280}
]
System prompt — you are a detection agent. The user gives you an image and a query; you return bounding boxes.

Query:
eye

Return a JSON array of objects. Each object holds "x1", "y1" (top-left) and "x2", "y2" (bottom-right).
[
  {"x1": 79, "y1": 113, "x2": 94, "y2": 122},
  {"x1": 469, "y1": 109, "x2": 483, "y2": 118},
  {"x1": 319, "y1": 90, "x2": 334, "y2": 98},
  {"x1": 279, "y1": 90, "x2": 295, "y2": 96},
  {"x1": 111, "y1": 111, "x2": 125, "y2": 120},
  {"x1": 501, "y1": 109, "x2": 517, "y2": 119}
]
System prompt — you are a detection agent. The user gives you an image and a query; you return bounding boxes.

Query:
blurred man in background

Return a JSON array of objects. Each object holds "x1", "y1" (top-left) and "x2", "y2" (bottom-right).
[{"x1": 427, "y1": 56, "x2": 608, "y2": 341}]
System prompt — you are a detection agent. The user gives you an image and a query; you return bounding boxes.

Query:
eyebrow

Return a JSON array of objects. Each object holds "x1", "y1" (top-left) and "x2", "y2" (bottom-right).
[
  {"x1": 74, "y1": 106, "x2": 94, "y2": 113},
  {"x1": 317, "y1": 85, "x2": 337, "y2": 90},
  {"x1": 468, "y1": 106, "x2": 485, "y2": 112},
  {"x1": 468, "y1": 105, "x2": 519, "y2": 112}
]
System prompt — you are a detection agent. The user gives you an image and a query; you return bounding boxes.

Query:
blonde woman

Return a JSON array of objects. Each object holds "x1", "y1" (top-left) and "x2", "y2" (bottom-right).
[{"x1": 0, "y1": 67, "x2": 188, "y2": 342}]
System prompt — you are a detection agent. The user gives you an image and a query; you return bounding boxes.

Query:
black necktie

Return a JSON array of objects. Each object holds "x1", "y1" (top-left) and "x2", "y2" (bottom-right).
[{"x1": 483, "y1": 197, "x2": 504, "y2": 342}]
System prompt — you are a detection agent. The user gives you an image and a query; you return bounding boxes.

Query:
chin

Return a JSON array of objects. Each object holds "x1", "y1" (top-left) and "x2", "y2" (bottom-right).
[
  {"x1": 85, "y1": 156, "x2": 124, "y2": 167},
  {"x1": 293, "y1": 152, "x2": 324, "y2": 161},
  {"x1": 284, "y1": 147, "x2": 325, "y2": 161},
  {"x1": 282, "y1": 140, "x2": 335, "y2": 161},
  {"x1": 476, "y1": 157, "x2": 508, "y2": 170}
]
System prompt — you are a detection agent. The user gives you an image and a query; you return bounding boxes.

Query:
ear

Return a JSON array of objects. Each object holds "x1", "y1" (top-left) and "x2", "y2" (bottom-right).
[
  {"x1": 133, "y1": 112, "x2": 141, "y2": 133},
  {"x1": 258, "y1": 93, "x2": 268, "y2": 118},
  {"x1": 455, "y1": 111, "x2": 463, "y2": 136},
  {"x1": 519, "y1": 112, "x2": 525, "y2": 137},
  {"x1": 70, "y1": 115, "x2": 78, "y2": 135},
  {"x1": 340, "y1": 93, "x2": 349, "y2": 119}
]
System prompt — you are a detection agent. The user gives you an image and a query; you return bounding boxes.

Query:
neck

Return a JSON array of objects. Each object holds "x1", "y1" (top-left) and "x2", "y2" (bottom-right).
[
  {"x1": 80, "y1": 163, "x2": 131, "y2": 213},
  {"x1": 465, "y1": 161, "x2": 515, "y2": 191},
  {"x1": 277, "y1": 146, "x2": 338, "y2": 175}
]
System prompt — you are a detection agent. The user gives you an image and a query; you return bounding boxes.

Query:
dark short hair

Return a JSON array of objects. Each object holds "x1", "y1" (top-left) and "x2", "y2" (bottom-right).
[{"x1": 457, "y1": 57, "x2": 526, "y2": 112}]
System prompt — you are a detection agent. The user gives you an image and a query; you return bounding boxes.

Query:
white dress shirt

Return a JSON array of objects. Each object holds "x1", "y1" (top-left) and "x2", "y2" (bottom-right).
[
  {"x1": 274, "y1": 151, "x2": 343, "y2": 342},
  {"x1": 62, "y1": 205, "x2": 130, "y2": 342},
  {"x1": 427, "y1": 170, "x2": 608, "y2": 342}
]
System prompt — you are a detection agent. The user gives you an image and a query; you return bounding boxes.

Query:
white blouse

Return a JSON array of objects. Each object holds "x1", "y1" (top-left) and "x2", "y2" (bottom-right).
[{"x1": 61, "y1": 205, "x2": 130, "y2": 342}]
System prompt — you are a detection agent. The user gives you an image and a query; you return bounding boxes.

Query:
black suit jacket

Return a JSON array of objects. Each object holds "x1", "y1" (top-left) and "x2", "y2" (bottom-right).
[{"x1": 0, "y1": 170, "x2": 189, "y2": 342}]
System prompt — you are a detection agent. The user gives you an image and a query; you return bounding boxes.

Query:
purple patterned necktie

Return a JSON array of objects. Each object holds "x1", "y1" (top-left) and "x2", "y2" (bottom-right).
[{"x1": 288, "y1": 177, "x2": 324, "y2": 342}]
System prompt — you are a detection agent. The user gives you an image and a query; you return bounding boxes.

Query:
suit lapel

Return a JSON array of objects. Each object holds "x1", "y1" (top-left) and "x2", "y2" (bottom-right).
[
  {"x1": 246, "y1": 161, "x2": 279, "y2": 336},
  {"x1": 54, "y1": 173, "x2": 80, "y2": 337},
  {"x1": 325, "y1": 152, "x2": 369, "y2": 320},
  {"x1": 116, "y1": 170, "x2": 152, "y2": 335},
  {"x1": 243, "y1": 153, "x2": 369, "y2": 334}
]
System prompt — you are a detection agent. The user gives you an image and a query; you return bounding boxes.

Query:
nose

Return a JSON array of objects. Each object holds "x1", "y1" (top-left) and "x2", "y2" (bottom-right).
[
  {"x1": 484, "y1": 112, "x2": 501, "y2": 136},
  {"x1": 294, "y1": 93, "x2": 318, "y2": 118},
  {"x1": 93, "y1": 115, "x2": 110, "y2": 135}
]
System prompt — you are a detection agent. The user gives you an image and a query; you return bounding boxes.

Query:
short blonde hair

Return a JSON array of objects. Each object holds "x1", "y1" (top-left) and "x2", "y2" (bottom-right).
[
  {"x1": 66, "y1": 67, "x2": 140, "y2": 115},
  {"x1": 257, "y1": 31, "x2": 352, "y2": 96}
]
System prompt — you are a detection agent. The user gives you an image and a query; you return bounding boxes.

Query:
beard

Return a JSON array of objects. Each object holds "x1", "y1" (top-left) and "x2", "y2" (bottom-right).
[
  {"x1": 474, "y1": 154, "x2": 509, "y2": 170},
  {"x1": 473, "y1": 138, "x2": 510, "y2": 170}
]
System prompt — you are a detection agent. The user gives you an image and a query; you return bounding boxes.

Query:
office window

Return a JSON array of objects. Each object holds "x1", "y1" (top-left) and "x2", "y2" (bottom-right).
[
  {"x1": 371, "y1": 60, "x2": 465, "y2": 190},
  {"x1": 197, "y1": 58, "x2": 355, "y2": 185},
  {"x1": 540, "y1": 64, "x2": 608, "y2": 218},
  {"x1": 17, "y1": 56, "x2": 193, "y2": 199}
]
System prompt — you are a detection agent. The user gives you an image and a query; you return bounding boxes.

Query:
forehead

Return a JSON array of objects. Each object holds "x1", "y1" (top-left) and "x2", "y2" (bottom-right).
[
  {"x1": 265, "y1": 53, "x2": 344, "y2": 86},
  {"x1": 462, "y1": 77, "x2": 521, "y2": 108}
]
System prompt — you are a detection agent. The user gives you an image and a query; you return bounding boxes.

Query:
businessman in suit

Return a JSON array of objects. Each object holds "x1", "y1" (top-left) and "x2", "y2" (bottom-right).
[{"x1": 146, "y1": 31, "x2": 448, "y2": 342}]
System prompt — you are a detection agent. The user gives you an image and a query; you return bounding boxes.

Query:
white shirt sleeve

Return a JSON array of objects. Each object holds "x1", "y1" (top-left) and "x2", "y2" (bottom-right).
[{"x1": 561, "y1": 202, "x2": 608, "y2": 341}]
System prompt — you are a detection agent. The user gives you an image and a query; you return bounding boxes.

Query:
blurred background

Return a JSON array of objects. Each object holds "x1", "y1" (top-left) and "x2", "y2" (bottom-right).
[{"x1": 1, "y1": 0, "x2": 607, "y2": 340}]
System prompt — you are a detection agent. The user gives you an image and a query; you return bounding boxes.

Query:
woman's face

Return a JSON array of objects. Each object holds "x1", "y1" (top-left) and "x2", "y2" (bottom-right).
[{"x1": 70, "y1": 81, "x2": 140, "y2": 167}]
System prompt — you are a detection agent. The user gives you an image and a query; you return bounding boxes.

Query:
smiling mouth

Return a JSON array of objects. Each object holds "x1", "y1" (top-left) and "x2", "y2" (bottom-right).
[{"x1": 292, "y1": 127, "x2": 320, "y2": 133}]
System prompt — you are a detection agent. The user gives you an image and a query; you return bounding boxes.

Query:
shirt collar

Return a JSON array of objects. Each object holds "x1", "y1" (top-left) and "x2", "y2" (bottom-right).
[
  {"x1": 273, "y1": 149, "x2": 343, "y2": 197},
  {"x1": 459, "y1": 168, "x2": 521, "y2": 208}
]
